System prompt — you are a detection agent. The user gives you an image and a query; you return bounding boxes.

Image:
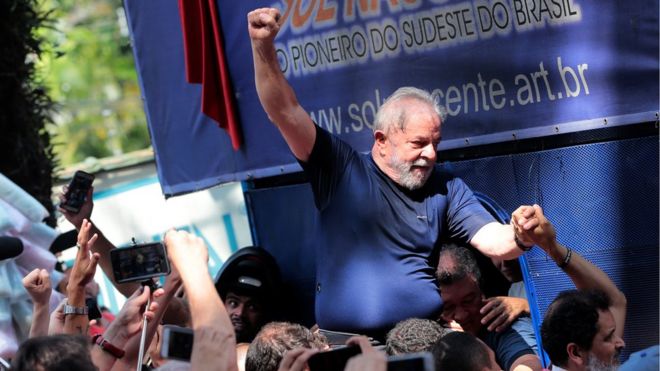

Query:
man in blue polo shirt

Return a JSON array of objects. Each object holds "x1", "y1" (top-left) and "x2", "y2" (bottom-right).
[
  {"x1": 247, "y1": 7, "x2": 540, "y2": 339},
  {"x1": 436, "y1": 243, "x2": 542, "y2": 371}
]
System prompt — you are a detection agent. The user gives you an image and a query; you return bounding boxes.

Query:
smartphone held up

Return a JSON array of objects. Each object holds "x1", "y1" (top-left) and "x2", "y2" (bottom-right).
[
  {"x1": 61, "y1": 170, "x2": 95, "y2": 214},
  {"x1": 110, "y1": 242, "x2": 171, "y2": 284},
  {"x1": 160, "y1": 325, "x2": 194, "y2": 361}
]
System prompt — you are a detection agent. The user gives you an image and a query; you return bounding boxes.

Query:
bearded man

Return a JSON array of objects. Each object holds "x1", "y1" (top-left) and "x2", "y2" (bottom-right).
[{"x1": 247, "y1": 7, "x2": 541, "y2": 340}]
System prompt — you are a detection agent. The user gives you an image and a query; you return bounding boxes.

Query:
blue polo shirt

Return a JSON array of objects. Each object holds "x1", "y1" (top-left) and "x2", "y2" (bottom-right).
[
  {"x1": 481, "y1": 317, "x2": 539, "y2": 371},
  {"x1": 301, "y1": 125, "x2": 494, "y2": 335}
]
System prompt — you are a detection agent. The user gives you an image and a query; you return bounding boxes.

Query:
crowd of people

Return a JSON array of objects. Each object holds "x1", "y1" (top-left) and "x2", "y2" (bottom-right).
[
  {"x1": 5, "y1": 189, "x2": 651, "y2": 371},
  {"x1": 1, "y1": 6, "x2": 657, "y2": 371}
]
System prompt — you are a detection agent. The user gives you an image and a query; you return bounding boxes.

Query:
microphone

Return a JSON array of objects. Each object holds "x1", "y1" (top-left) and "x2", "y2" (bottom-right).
[
  {"x1": 49, "y1": 230, "x2": 78, "y2": 254},
  {"x1": 0, "y1": 236, "x2": 24, "y2": 261}
]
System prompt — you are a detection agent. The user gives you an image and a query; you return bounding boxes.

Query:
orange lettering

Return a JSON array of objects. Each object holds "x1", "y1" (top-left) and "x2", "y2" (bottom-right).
[
  {"x1": 292, "y1": 0, "x2": 317, "y2": 28},
  {"x1": 315, "y1": 0, "x2": 337, "y2": 23},
  {"x1": 279, "y1": 0, "x2": 295, "y2": 28},
  {"x1": 344, "y1": 0, "x2": 378, "y2": 18}
]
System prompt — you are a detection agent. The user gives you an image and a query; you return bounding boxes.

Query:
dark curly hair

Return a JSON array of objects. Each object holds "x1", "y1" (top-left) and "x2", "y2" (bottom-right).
[
  {"x1": 541, "y1": 289, "x2": 610, "y2": 367},
  {"x1": 245, "y1": 322, "x2": 327, "y2": 371},
  {"x1": 431, "y1": 331, "x2": 493, "y2": 371},
  {"x1": 11, "y1": 334, "x2": 96, "y2": 371},
  {"x1": 436, "y1": 243, "x2": 482, "y2": 289},
  {"x1": 385, "y1": 318, "x2": 451, "y2": 355}
]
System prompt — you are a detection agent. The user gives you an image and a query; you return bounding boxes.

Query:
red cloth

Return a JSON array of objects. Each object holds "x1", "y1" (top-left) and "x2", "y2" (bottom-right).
[{"x1": 177, "y1": 0, "x2": 242, "y2": 150}]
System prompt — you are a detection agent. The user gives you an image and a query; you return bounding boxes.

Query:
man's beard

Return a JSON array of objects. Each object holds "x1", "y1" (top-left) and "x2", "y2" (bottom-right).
[
  {"x1": 231, "y1": 316, "x2": 255, "y2": 343},
  {"x1": 389, "y1": 151, "x2": 433, "y2": 190},
  {"x1": 585, "y1": 351, "x2": 620, "y2": 371}
]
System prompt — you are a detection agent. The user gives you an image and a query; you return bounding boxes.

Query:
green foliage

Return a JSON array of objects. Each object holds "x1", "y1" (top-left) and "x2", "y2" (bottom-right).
[
  {"x1": 0, "y1": 0, "x2": 58, "y2": 226},
  {"x1": 38, "y1": 0, "x2": 151, "y2": 166}
]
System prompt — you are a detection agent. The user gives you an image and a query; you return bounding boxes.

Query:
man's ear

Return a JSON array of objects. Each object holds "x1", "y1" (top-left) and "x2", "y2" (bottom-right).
[
  {"x1": 566, "y1": 343, "x2": 588, "y2": 366},
  {"x1": 374, "y1": 130, "x2": 387, "y2": 155}
]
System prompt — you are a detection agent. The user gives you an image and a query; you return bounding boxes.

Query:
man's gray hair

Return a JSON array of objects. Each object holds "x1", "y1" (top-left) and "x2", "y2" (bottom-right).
[
  {"x1": 385, "y1": 318, "x2": 451, "y2": 355},
  {"x1": 373, "y1": 87, "x2": 447, "y2": 133}
]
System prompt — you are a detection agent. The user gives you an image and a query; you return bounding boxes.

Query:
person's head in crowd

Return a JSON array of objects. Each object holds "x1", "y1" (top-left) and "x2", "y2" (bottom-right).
[
  {"x1": 491, "y1": 257, "x2": 523, "y2": 284},
  {"x1": 224, "y1": 289, "x2": 266, "y2": 344},
  {"x1": 372, "y1": 87, "x2": 445, "y2": 190},
  {"x1": 245, "y1": 322, "x2": 328, "y2": 371},
  {"x1": 215, "y1": 247, "x2": 282, "y2": 343},
  {"x1": 541, "y1": 289, "x2": 625, "y2": 371},
  {"x1": 431, "y1": 331, "x2": 499, "y2": 371},
  {"x1": 436, "y1": 243, "x2": 485, "y2": 335},
  {"x1": 11, "y1": 334, "x2": 96, "y2": 371},
  {"x1": 385, "y1": 318, "x2": 451, "y2": 355}
]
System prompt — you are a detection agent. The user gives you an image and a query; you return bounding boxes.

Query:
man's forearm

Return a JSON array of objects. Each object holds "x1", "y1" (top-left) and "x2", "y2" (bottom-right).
[
  {"x1": 183, "y1": 272, "x2": 231, "y2": 330},
  {"x1": 541, "y1": 241, "x2": 625, "y2": 303},
  {"x1": 540, "y1": 240, "x2": 627, "y2": 336},
  {"x1": 252, "y1": 40, "x2": 294, "y2": 124},
  {"x1": 182, "y1": 270, "x2": 237, "y2": 371},
  {"x1": 471, "y1": 222, "x2": 524, "y2": 260},
  {"x1": 63, "y1": 288, "x2": 89, "y2": 335},
  {"x1": 28, "y1": 303, "x2": 50, "y2": 337}
]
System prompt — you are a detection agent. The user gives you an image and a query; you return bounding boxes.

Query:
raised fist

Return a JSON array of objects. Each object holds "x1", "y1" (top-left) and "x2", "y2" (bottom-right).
[
  {"x1": 22, "y1": 268, "x2": 52, "y2": 305},
  {"x1": 247, "y1": 8, "x2": 281, "y2": 41}
]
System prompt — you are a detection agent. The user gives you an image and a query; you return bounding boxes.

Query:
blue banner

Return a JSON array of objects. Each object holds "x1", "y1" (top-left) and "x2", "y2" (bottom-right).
[{"x1": 125, "y1": 0, "x2": 659, "y2": 196}]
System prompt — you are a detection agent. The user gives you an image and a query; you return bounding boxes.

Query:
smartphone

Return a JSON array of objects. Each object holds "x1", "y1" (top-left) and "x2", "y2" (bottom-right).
[
  {"x1": 86, "y1": 297, "x2": 102, "y2": 320},
  {"x1": 317, "y1": 329, "x2": 378, "y2": 347},
  {"x1": 61, "y1": 170, "x2": 95, "y2": 213},
  {"x1": 161, "y1": 325, "x2": 194, "y2": 361},
  {"x1": 387, "y1": 352, "x2": 434, "y2": 371},
  {"x1": 308, "y1": 345, "x2": 361, "y2": 371},
  {"x1": 110, "y1": 242, "x2": 171, "y2": 283}
]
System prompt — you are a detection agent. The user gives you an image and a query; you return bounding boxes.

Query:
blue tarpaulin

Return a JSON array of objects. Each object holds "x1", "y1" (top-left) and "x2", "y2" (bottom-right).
[{"x1": 124, "y1": 0, "x2": 659, "y2": 196}]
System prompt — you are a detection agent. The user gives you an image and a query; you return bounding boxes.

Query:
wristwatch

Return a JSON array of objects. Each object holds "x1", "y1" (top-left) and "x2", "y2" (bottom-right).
[
  {"x1": 63, "y1": 304, "x2": 88, "y2": 316},
  {"x1": 92, "y1": 334, "x2": 125, "y2": 358}
]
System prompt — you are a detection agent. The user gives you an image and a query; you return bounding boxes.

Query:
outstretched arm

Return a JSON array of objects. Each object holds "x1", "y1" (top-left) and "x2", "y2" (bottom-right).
[
  {"x1": 248, "y1": 7, "x2": 316, "y2": 162},
  {"x1": 516, "y1": 204, "x2": 627, "y2": 338},
  {"x1": 64, "y1": 219, "x2": 100, "y2": 336},
  {"x1": 470, "y1": 205, "x2": 539, "y2": 260},
  {"x1": 22, "y1": 268, "x2": 52, "y2": 337},
  {"x1": 165, "y1": 229, "x2": 238, "y2": 371},
  {"x1": 59, "y1": 187, "x2": 139, "y2": 297}
]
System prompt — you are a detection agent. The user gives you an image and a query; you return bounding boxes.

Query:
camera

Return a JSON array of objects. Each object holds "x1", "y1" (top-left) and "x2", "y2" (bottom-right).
[
  {"x1": 160, "y1": 325, "x2": 194, "y2": 361},
  {"x1": 387, "y1": 351, "x2": 434, "y2": 371},
  {"x1": 110, "y1": 242, "x2": 170, "y2": 283},
  {"x1": 61, "y1": 170, "x2": 95, "y2": 213},
  {"x1": 308, "y1": 345, "x2": 361, "y2": 371}
]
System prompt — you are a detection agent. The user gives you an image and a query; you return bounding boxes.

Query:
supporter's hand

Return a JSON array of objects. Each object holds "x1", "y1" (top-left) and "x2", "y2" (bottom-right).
[
  {"x1": 248, "y1": 8, "x2": 281, "y2": 42},
  {"x1": 480, "y1": 296, "x2": 530, "y2": 332},
  {"x1": 512, "y1": 204, "x2": 557, "y2": 252},
  {"x1": 67, "y1": 219, "x2": 100, "y2": 291},
  {"x1": 163, "y1": 263, "x2": 183, "y2": 293},
  {"x1": 344, "y1": 336, "x2": 386, "y2": 371},
  {"x1": 104, "y1": 285, "x2": 164, "y2": 343},
  {"x1": 277, "y1": 348, "x2": 319, "y2": 371},
  {"x1": 511, "y1": 205, "x2": 539, "y2": 248},
  {"x1": 22, "y1": 268, "x2": 52, "y2": 305},
  {"x1": 58, "y1": 186, "x2": 94, "y2": 229},
  {"x1": 49, "y1": 298, "x2": 67, "y2": 335},
  {"x1": 163, "y1": 229, "x2": 208, "y2": 277}
]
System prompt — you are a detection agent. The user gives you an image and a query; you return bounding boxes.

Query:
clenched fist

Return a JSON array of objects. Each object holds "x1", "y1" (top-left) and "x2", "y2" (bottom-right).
[
  {"x1": 248, "y1": 8, "x2": 281, "y2": 41},
  {"x1": 22, "y1": 268, "x2": 52, "y2": 305}
]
